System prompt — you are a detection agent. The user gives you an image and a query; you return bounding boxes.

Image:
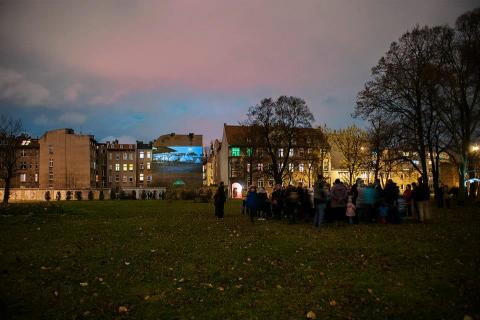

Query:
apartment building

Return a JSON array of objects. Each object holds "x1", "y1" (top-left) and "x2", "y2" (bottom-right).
[
  {"x1": 38, "y1": 129, "x2": 96, "y2": 189},
  {"x1": 136, "y1": 141, "x2": 153, "y2": 188},
  {"x1": 105, "y1": 140, "x2": 136, "y2": 190}
]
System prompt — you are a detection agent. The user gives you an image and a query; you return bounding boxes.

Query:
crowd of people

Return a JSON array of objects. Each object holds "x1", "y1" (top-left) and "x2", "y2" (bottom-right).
[{"x1": 214, "y1": 175, "x2": 442, "y2": 225}]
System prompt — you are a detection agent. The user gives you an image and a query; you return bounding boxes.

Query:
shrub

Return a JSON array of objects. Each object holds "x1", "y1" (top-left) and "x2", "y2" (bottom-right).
[
  {"x1": 99, "y1": 190, "x2": 105, "y2": 200},
  {"x1": 141, "y1": 190, "x2": 147, "y2": 200},
  {"x1": 153, "y1": 190, "x2": 157, "y2": 199},
  {"x1": 110, "y1": 190, "x2": 116, "y2": 200},
  {"x1": 88, "y1": 190, "x2": 94, "y2": 200},
  {"x1": 44, "y1": 191, "x2": 51, "y2": 202},
  {"x1": 56, "y1": 191, "x2": 61, "y2": 201},
  {"x1": 66, "y1": 191, "x2": 72, "y2": 201},
  {"x1": 119, "y1": 190, "x2": 127, "y2": 200},
  {"x1": 131, "y1": 190, "x2": 137, "y2": 200},
  {"x1": 75, "y1": 191, "x2": 82, "y2": 201}
]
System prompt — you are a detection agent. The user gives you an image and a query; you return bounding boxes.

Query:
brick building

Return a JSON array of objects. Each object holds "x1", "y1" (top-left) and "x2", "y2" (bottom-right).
[
  {"x1": 136, "y1": 141, "x2": 153, "y2": 188},
  {"x1": 105, "y1": 140, "x2": 136, "y2": 190}
]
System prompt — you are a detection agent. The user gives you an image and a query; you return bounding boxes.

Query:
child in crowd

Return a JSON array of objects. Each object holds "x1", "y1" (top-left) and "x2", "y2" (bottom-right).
[
  {"x1": 378, "y1": 201, "x2": 389, "y2": 224},
  {"x1": 346, "y1": 195, "x2": 356, "y2": 224}
]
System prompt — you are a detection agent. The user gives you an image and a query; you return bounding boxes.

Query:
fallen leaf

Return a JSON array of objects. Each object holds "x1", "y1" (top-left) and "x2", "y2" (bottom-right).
[
  {"x1": 306, "y1": 310, "x2": 317, "y2": 319},
  {"x1": 53, "y1": 290, "x2": 59, "y2": 297},
  {"x1": 118, "y1": 306, "x2": 128, "y2": 313},
  {"x1": 329, "y1": 300, "x2": 337, "y2": 306},
  {"x1": 80, "y1": 282, "x2": 88, "y2": 287},
  {"x1": 124, "y1": 261, "x2": 130, "y2": 266},
  {"x1": 367, "y1": 288, "x2": 373, "y2": 295},
  {"x1": 217, "y1": 287, "x2": 224, "y2": 291}
]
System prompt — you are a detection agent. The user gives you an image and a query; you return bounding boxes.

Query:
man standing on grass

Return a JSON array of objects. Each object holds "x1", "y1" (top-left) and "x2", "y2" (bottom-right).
[{"x1": 214, "y1": 181, "x2": 227, "y2": 218}]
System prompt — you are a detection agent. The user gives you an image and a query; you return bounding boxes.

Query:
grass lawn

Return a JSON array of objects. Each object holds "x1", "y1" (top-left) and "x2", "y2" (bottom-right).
[{"x1": 0, "y1": 200, "x2": 479, "y2": 320}]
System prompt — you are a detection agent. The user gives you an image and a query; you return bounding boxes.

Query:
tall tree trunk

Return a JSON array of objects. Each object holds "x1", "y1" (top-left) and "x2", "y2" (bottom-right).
[{"x1": 3, "y1": 176, "x2": 11, "y2": 204}]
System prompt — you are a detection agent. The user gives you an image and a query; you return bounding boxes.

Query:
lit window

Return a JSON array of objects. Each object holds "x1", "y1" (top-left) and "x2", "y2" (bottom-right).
[
  {"x1": 146, "y1": 162, "x2": 150, "y2": 170},
  {"x1": 129, "y1": 164, "x2": 134, "y2": 171},
  {"x1": 247, "y1": 148, "x2": 253, "y2": 156},
  {"x1": 278, "y1": 149, "x2": 284, "y2": 157},
  {"x1": 123, "y1": 153, "x2": 128, "y2": 160},
  {"x1": 20, "y1": 173, "x2": 26, "y2": 182},
  {"x1": 299, "y1": 163, "x2": 304, "y2": 172},
  {"x1": 109, "y1": 164, "x2": 112, "y2": 170},
  {"x1": 139, "y1": 173, "x2": 144, "y2": 182},
  {"x1": 48, "y1": 145, "x2": 53, "y2": 154},
  {"x1": 299, "y1": 148, "x2": 304, "y2": 157},
  {"x1": 123, "y1": 164, "x2": 127, "y2": 171},
  {"x1": 139, "y1": 151, "x2": 144, "y2": 159},
  {"x1": 115, "y1": 164, "x2": 120, "y2": 171},
  {"x1": 268, "y1": 179, "x2": 274, "y2": 187},
  {"x1": 247, "y1": 163, "x2": 250, "y2": 172},
  {"x1": 20, "y1": 149, "x2": 26, "y2": 157},
  {"x1": 289, "y1": 163, "x2": 294, "y2": 172},
  {"x1": 307, "y1": 148, "x2": 312, "y2": 154},
  {"x1": 289, "y1": 149, "x2": 294, "y2": 157},
  {"x1": 35, "y1": 173, "x2": 38, "y2": 182},
  {"x1": 231, "y1": 147, "x2": 240, "y2": 157},
  {"x1": 147, "y1": 151, "x2": 151, "y2": 159},
  {"x1": 140, "y1": 163, "x2": 144, "y2": 170},
  {"x1": 258, "y1": 179, "x2": 264, "y2": 188},
  {"x1": 258, "y1": 163, "x2": 263, "y2": 171}
]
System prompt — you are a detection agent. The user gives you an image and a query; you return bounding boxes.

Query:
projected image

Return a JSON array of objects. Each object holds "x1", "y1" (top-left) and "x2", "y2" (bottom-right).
[{"x1": 151, "y1": 146, "x2": 203, "y2": 187}]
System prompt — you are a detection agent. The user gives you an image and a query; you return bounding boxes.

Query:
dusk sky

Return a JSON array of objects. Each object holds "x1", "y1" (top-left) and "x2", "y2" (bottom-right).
[{"x1": 0, "y1": 0, "x2": 477, "y2": 145}]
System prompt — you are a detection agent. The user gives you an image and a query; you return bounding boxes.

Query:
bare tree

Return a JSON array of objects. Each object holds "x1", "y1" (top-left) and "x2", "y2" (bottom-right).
[
  {"x1": 0, "y1": 116, "x2": 27, "y2": 204},
  {"x1": 244, "y1": 96, "x2": 314, "y2": 185},
  {"x1": 328, "y1": 124, "x2": 368, "y2": 186}
]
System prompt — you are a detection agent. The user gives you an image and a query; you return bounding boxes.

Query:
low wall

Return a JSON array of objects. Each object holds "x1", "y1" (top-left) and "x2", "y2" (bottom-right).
[{"x1": 0, "y1": 188, "x2": 111, "y2": 201}]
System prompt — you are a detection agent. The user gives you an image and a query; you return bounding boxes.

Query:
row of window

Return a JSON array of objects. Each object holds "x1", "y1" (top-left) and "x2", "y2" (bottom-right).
[
  {"x1": 107, "y1": 175, "x2": 152, "y2": 183},
  {"x1": 244, "y1": 163, "x2": 310, "y2": 173},
  {"x1": 18, "y1": 162, "x2": 38, "y2": 170},
  {"x1": 19, "y1": 173, "x2": 39, "y2": 182},
  {"x1": 231, "y1": 147, "x2": 314, "y2": 157}
]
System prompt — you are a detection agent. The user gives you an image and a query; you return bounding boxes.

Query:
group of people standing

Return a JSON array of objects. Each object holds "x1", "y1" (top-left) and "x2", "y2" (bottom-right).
[{"x1": 213, "y1": 175, "x2": 434, "y2": 225}]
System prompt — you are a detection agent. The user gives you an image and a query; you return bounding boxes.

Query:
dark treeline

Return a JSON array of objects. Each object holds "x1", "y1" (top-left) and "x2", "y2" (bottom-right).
[{"x1": 355, "y1": 8, "x2": 480, "y2": 203}]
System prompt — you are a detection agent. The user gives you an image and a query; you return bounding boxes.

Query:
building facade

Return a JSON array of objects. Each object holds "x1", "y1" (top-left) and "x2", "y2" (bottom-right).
[
  {"x1": 136, "y1": 141, "x2": 153, "y2": 188},
  {"x1": 39, "y1": 129, "x2": 96, "y2": 189},
  {"x1": 105, "y1": 141, "x2": 137, "y2": 190}
]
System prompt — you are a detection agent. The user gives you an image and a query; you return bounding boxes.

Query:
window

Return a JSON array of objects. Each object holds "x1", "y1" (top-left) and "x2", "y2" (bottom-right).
[
  {"x1": 299, "y1": 148, "x2": 304, "y2": 157},
  {"x1": 139, "y1": 151, "x2": 144, "y2": 159},
  {"x1": 289, "y1": 149, "x2": 294, "y2": 157},
  {"x1": 115, "y1": 175, "x2": 119, "y2": 182},
  {"x1": 278, "y1": 148, "x2": 284, "y2": 157},
  {"x1": 258, "y1": 179, "x2": 264, "y2": 188},
  {"x1": 139, "y1": 173, "x2": 144, "y2": 182},
  {"x1": 109, "y1": 164, "x2": 112, "y2": 170},
  {"x1": 246, "y1": 163, "x2": 251, "y2": 173},
  {"x1": 268, "y1": 179, "x2": 274, "y2": 187},
  {"x1": 115, "y1": 164, "x2": 120, "y2": 171},
  {"x1": 147, "y1": 175, "x2": 152, "y2": 182},
  {"x1": 140, "y1": 163, "x2": 144, "y2": 170},
  {"x1": 49, "y1": 159, "x2": 54, "y2": 167},
  {"x1": 146, "y1": 162, "x2": 150, "y2": 170},
  {"x1": 307, "y1": 148, "x2": 312, "y2": 154},
  {"x1": 20, "y1": 162, "x2": 27, "y2": 169},
  {"x1": 115, "y1": 153, "x2": 120, "y2": 161},
  {"x1": 289, "y1": 163, "x2": 294, "y2": 172},
  {"x1": 147, "y1": 151, "x2": 151, "y2": 159},
  {"x1": 123, "y1": 152, "x2": 128, "y2": 160},
  {"x1": 35, "y1": 173, "x2": 38, "y2": 182},
  {"x1": 48, "y1": 145, "x2": 53, "y2": 154},
  {"x1": 246, "y1": 148, "x2": 253, "y2": 156},
  {"x1": 109, "y1": 153, "x2": 112, "y2": 160},
  {"x1": 20, "y1": 173, "x2": 26, "y2": 182},
  {"x1": 231, "y1": 147, "x2": 240, "y2": 157},
  {"x1": 299, "y1": 163, "x2": 304, "y2": 172},
  {"x1": 129, "y1": 176, "x2": 133, "y2": 182},
  {"x1": 129, "y1": 153, "x2": 133, "y2": 160},
  {"x1": 49, "y1": 173, "x2": 54, "y2": 181},
  {"x1": 20, "y1": 149, "x2": 26, "y2": 157},
  {"x1": 257, "y1": 163, "x2": 263, "y2": 171},
  {"x1": 122, "y1": 164, "x2": 127, "y2": 171},
  {"x1": 123, "y1": 176, "x2": 127, "y2": 182},
  {"x1": 246, "y1": 137, "x2": 251, "y2": 144},
  {"x1": 292, "y1": 138, "x2": 297, "y2": 145},
  {"x1": 128, "y1": 164, "x2": 134, "y2": 171},
  {"x1": 306, "y1": 137, "x2": 311, "y2": 144},
  {"x1": 257, "y1": 149, "x2": 263, "y2": 157}
]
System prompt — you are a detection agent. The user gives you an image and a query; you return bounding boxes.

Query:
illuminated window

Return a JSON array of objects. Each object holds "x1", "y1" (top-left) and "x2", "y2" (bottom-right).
[
  {"x1": 128, "y1": 164, "x2": 134, "y2": 171},
  {"x1": 268, "y1": 179, "x2": 274, "y2": 187},
  {"x1": 146, "y1": 162, "x2": 150, "y2": 170},
  {"x1": 123, "y1": 164, "x2": 127, "y2": 171},
  {"x1": 307, "y1": 148, "x2": 312, "y2": 154},
  {"x1": 115, "y1": 164, "x2": 120, "y2": 171},
  {"x1": 139, "y1": 151, "x2": 144, "y2": 159},
  {"x1": 299, "y1": 163, "x2": 304, "y2": 172},
  {"x1": 258, "y1": 163, "x2": 263, "y2": 171},
  {"x1": 147, "y1": 151, "x2": 151, "y2": 159},
  {"x1": 278, "y1": 149, "x2": 284, "y2": 157},
  {"x1": 247, "y1": 148, "x2": 253, "y2": 156},
  {"x1": 289, "y1": 163, "x2": 294, "y2": 172},
  {"x1": 139, "y1": 173, "x2": 144, "y2": 182},
  {"x1": 48, "y1": 145, "x2": 53, "y2": 154},
  {"x1": 140, "y1": 163, "x2": 144, "y2": 170},
  {"x1": 247, "y1": 163, "x2": 250, "y2": 172},
  {"x1": 258, "y1": 179, "x2": 264, "y2": 188},
  {"x1": 20, "y1": 173, "x2": 26, "y2": 182},
  {"x1": 109, "y1": 164, "x2": 112, "y2": 170},
  {"x1": 289, "y1": 149, "x2": 294, "y2": 157},
  {"x1": 20, "y1": 149, "x2": 26, "y2": 157},
  {"x1": 35, "y1": 173, "x2": 38, "y2": 182},
  {"x1": 231, "y1": 147, "x2": 240, "y2": 157},
  {"x1": 299, "y1": 148, "x2": 304, "y2": 157}
]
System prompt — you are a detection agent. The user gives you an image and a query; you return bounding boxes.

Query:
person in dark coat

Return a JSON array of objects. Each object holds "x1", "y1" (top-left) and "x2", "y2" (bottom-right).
[
  {"x1": 271, "y1": 184, "x2": 283, "y2": 220},
  {"x1": 214, "y1": 182, "x2": 227, "y2": 218},
  {"x1": 245, "y1": 186, "x2": 258, "y2": 222}
]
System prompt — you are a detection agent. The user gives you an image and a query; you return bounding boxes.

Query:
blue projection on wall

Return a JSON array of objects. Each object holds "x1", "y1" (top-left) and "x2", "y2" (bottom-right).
[{"x1": 152, "y1": 146, "x2": 203, "y2": 164}]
